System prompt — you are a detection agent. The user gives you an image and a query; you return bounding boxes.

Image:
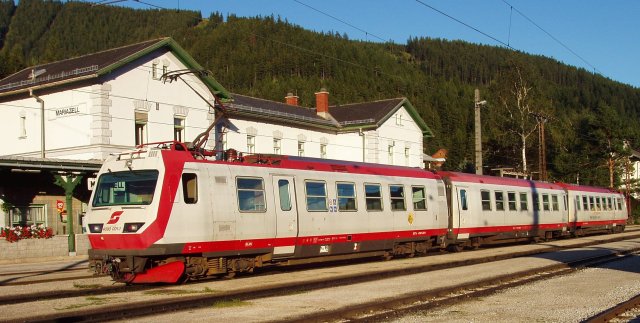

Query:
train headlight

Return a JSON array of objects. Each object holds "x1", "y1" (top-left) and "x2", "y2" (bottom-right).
[
  {"x1": 88, "y1": 224, "x2": 104, "y2": 233},
  {"x1": 123, "y1": 222, "x2": 145, "y2": 233}
]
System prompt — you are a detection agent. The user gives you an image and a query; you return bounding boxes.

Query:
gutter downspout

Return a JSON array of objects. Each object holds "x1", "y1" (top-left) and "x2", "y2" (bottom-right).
[{"x1": 30, "y1": 89, "x2": 45, "y2": 158}]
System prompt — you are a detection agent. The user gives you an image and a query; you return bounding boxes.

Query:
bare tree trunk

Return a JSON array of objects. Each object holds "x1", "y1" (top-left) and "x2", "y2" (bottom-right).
[{"x1": 521, "y1": 134, "x2": 528, "y2": 173}]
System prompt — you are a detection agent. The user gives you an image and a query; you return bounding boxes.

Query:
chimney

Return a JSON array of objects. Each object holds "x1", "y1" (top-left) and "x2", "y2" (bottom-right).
[
  {"x1": 285, "y1": 92, "x2": 299, "y2": 106},
  {"x1": 315, "y1": 88, "x2": 329, "y2": 118}
]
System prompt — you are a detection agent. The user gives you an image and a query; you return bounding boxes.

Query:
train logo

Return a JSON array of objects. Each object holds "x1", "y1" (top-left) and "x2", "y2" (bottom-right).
[{"x1": 106, "y1": 211, "x2": 123, "y2": 224}]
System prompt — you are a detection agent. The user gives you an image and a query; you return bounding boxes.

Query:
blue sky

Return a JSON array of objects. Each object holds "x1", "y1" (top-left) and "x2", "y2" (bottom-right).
[{"x1": 107, "y1": 0, "x2": 639, "y2": 88}]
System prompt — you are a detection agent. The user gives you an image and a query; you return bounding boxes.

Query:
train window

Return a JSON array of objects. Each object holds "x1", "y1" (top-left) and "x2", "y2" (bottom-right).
[
  {"x1": 596, "y1": 197, "x2": 602, "y2": 211},
  {"x1": 564, "y1": 195, "x2": 568, "y2": 211},
  {"x1": 278, "y1": 180, "x2": 292, "y2": 211},
  {"x1": 92, "y1": 170, "x2": 158, "y2": 207},
  {"x1": 495, "y1": 191, "x2": 505, "y2": 211},
  {"x1": 532, "y1": 193, "x2": 540, "y2": 211},
  {"x1": 412, "y1": 186, "x2": 427, "y2": 210},
  {"x1": 460, "y1": 189, "x2": 468, "y2": 210},
  {"x1": 589, "y1": 196, "x2": 595, "y2": 211},
  {"x1": 607, "y1": 197, "x2": 613, "y2": 210},
  {"x1": 542, "y1": 194, "x2": 550, "y2": 211},
  {"x1": 481, "y1": 190, "x2": 491, "y2": 211},
  {"x1": 305, "y1": 181, "x2": 328, "y2": 211},
  {"x1": 365, "y1": 183, "x2": 383, "y2": 211},
  {"x1": 182, "y1": 173, "x2": 198, "y2": 204},
  {"x1": 337, "y1": 182, "x2": 357, "y2": 211},
  {"x1": 237, "y1": 177, "x2": 266, "y2": 212},
  {"x1": 389, "y1": 185, "x2": 406, "y2": 211},
  {"x1": 575, "y1": 197, "x2": 581, "y2": 211},
  {"x1": 617, "y1": 198, "x2": 622, "y2": 210},
  {"x1": 582, "y1": 196, "x2": 588, "y2": 211},
  {"x1": 519, "y1": 193, "x2": 528, "y2": 211},
  {"x1": 507, "y1": 192, "x2": 517, "y2": 211},
  {"x1": 551, "y1": 195, "x2": 559, "y2": 211}
]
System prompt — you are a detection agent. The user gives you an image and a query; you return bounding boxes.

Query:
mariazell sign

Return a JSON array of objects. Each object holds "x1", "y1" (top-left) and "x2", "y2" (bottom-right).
[{"x1": 50, "y1": 103, "x2": 84, "y2": 119}]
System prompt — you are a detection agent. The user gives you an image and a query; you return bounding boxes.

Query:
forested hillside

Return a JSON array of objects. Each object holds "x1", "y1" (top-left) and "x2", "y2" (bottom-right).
[{"x1": 1, "y1": 0, "x2": 639, "y2": 188}]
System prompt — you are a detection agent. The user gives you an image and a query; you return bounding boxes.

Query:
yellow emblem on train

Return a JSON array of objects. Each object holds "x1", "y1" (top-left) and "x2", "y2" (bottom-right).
[{"x1": 408, "y1": 212, "x2": 414, "y2": 225}]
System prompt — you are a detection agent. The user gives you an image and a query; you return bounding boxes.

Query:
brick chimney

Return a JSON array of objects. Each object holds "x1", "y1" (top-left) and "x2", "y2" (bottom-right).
[
  {"x1": 315, "y1": 88, "x2": 329, "y2": 118},
  {"x1": 285, "y1": 92, "x2": 299, "y2": 106}
]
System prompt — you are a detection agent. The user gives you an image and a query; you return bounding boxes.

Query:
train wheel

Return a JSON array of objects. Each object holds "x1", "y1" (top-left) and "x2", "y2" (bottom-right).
[
  {"x1": 447, "y1": 244, "x2": 463, "y2": 253},
  {"x1": 223, "y1": 271, "x2": 236, "y2": 279}
]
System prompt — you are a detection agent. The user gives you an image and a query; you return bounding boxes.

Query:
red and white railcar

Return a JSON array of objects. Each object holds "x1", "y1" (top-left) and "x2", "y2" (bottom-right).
[
  {"x1": 440, "y1": 172, "x2": 570, "y2": 249},
  {"x1": 558, "y1": 183, "x2": 627, "y2": 235},
  {"x1": 86, "y1": 142, "x2": 449, "y2": 283}
]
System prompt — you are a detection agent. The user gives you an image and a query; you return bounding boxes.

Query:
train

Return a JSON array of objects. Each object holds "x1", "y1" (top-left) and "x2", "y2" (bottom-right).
[{"x1": 85, "y1": 141, "x2": 628, "y2": 283}]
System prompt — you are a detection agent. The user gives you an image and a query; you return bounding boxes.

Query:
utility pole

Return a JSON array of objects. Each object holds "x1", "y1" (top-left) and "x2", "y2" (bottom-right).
[
  {"x1": 532, "y1": 113, "x2": 548, "y2": 181},
  {"x1": 474, "y1": 89, "x2": 487, "y2": 175}
]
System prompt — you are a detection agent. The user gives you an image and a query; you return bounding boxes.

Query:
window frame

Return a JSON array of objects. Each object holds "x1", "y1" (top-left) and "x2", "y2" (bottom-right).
[
  {"x1": 519, "y1": 192, "x2": 528, "y2": 211},
  {"x1": 236, "y1": 177, "x2": 267, "y2": 212},
  {"x1": 364, "y1": 183, "x2": 383, "y2": 211},
  {"x1": 481, "y1": 190, "x2": 491, "y2": 211},
  {"x1": 551, "y1": 194, "x2": 559, "y2": 211},
  {"x1": 495, "y1": 191, "x2": 505, "y2": 211},
  {"x1": 277, "y1": 179, "x2": 292, "y2": 211},
  {"x1": 411, "y1": 185, "x2": 427, "y2": 211},
  {"x1": 389, "y1": 184, "x2": 406, "y2": 211},
  {"x1": 247, "y1": 135, "x2": 255, "y2": 154},
  {"x1": 174, "y1": 116, "x2": 185, "y2": 142},
  {"x1": 507, "y1": 191, "x2": 517, "y2": 211},
  {"x1": 305, "y1": 180, "x2": 328, "y2": 211},
  {"x1": 336, "y1": 182, "x2": 357, "y2": 212},
  {"x1": 182, "y1": 173, "x2": 198, "y2": 204},
  {"x1": 273, "y1": 138, "x2": 281, "y2": 155}
]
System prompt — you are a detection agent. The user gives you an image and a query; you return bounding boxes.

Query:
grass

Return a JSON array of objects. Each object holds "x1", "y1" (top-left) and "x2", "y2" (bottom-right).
[
  {"x1": 55, "y1": 296, "x2": 112, "y2": 310},
  {"x1": 211, "y1": 299, "x2": 249, "y2": 309},
  {"x1": 73, "y1": 282, "x2": 103, "y2": 289},
  {"x1": 143, "y1": 287, "x2": 219, "y2": 296}
]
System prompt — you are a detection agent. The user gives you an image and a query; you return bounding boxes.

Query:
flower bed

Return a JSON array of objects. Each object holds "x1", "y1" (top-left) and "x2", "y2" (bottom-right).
[{"x1": 0, "y1": 225, "x2": 54, "y2": 243}]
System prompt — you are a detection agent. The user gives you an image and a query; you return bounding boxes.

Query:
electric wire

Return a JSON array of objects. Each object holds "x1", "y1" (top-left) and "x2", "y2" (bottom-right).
[
  {"x1": 500, "y1": 0, "x2": 600, "y2": 74},
  {"x1": 292, "y1": 0, "x2": 388, "y2": 43}
]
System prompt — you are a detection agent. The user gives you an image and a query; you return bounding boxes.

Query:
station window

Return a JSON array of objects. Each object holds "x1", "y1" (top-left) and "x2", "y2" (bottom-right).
[
  {"x1": 551, "y1": 195, "x2": 559, "y2": 211},
  {"x1": 174, "y1": 117, "x2": 185, "y2": 142},
  {"x1": 337, "y1": 182, "x2": 357, "y2": 211},
  {"x1": 481, "y1": 190, "x2": 491, "y2": 211},
  {"x1": 507, "y1": 192, "x2": 517, "y2": 211},
  {"x1": 182, "y1": 173, "x2": 197, "y2": 204},
  {"x1": 247, "y1": 135, "x2": 255, "y2": 154},
  {"x1": 273, "y1": 138, "x2": 281, "y2": 155},
  {"x1": 542, "y1": 194, "x2": 550, "y2": 211},
  {"x1": 495, "y1": 191, "x2": 505, "y2": 211},
  {"x1": 389, "y1": 185, "x2": 406, "y2": 211},
  {"x1": 237, "y1": 177, "x2": 266, "y2": 212},
  {"x1": 320, "y1": 144, "x2": 327, "y2": 159},
  {"x1": 278, "y1": 179, "x2": 292, "y2": 211},
  {"x1": 412, "y1": 186, "x2": 427, "y2": 211},
  {"x1": 305, "y1": 180, "x2": 327, "y2": 211},
  {"x1": 365, "y1": 183, "x2": 383, "y2": 211},
  {"x1": 519, "y1": 192, "x2": 528, "y2": 211},
  {"x1": 460, "y1": 189, "x2": 468, "y2": 210},
  {"x1": 151, "y1": 63, "x2": 158, "y2": 79},
  {"x1": 298, "y1": 141, "x2": 305, "y2": 157},
  {"x1": 135, "y1": 112, "x2": 148, "y2": 146}
]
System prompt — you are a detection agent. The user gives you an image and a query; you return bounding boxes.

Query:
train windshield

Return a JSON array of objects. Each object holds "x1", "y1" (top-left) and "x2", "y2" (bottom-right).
[{"x1": 92, "y1": 170, "x2": 159, "y2": 207}]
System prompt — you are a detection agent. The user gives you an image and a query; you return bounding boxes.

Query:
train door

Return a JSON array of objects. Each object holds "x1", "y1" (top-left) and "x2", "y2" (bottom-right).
[
  {"x1": 453, "y1": 186, "x2": 471, "y2": 241},
  {"x1": 271, "y1": 175, "x2": 299, "y2": 257}
]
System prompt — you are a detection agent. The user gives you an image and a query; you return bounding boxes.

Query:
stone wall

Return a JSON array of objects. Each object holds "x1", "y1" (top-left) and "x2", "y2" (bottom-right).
[{"x1": 0, "y1": 234, "x2": 89, "y2": 262}]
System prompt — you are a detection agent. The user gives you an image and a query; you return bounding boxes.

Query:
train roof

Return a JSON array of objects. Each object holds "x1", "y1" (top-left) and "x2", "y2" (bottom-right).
[
  {"x1": 437, "y1": 171, "x2": 564, "y2": 190},
  {"x1": 556, "y1": 182, "x2": 620, "y2": 194}
]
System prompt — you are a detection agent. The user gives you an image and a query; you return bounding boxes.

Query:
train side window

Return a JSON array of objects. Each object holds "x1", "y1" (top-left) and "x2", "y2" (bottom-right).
[
  {"x1": 337, "y1": 182, "x2": 357, "y2": 211},
  {"x1": 460, "y1": 189, "x2": 468, "y2": 210},
  {"x1": 305, "y1": 180, "x2": 328, "y2": 211},
  {"x1": 237, "y1": 177, "x2": 266, "y2": 212},
  {"x1": 575, "y1": 197, "x2": 580, "y2": 210},
  {"x1": 495, "y1": 191, "x2": 505, "y2": 211},
  {"x1": 617, "y1": 198, "x2": 622, "y2": 210},
  {"x1": 519, "y1": 192, "x2": 528, "y2": 211},
  {"x1": 597, "y1": 197, "x2": 603, "y2": 211},
  {"x1": 542, "y1": 194, "x2": 550, "y2": 211},
  {"x1": 365, "y1": 183, "x2": 383, "y2": 211},
  {"x1": 389, "y1": 185, "x2": 406, "y2": 211},
  {"x1": 582, "y1": 195, "x2": 588, "y2": 211},
  {"x1": 412, "y1": 186, "x2": 427, "y2": 210},
  {"x1": 589, "y1": 196, "x2": 595, "y2": 211},
  {"x1": 481, "y1": 190, "x2": 491, "y2": 211},
  {"x1": 278, "y1": 179, "x2": 292, "y2": 211},
  {"x1": 182, "y1": 173, "x2": 198, "y2": 204},
  {"x1": 551, "y1": 195, "x2": 559, "y2": 211},
  {"x1": 507, "y1": 192, "x2": 517, "y2": 211},
  {"x1": 608, "y1": 197, "x2": 613, "y2": 210},
  {"x1": 532, "y1": 193, "x2": 540, "y2": 211}
]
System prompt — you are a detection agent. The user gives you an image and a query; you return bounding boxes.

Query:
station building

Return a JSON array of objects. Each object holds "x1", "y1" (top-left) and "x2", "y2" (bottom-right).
[{"x1": 0, "y1": 37, "x2": 434, "y2": 236}]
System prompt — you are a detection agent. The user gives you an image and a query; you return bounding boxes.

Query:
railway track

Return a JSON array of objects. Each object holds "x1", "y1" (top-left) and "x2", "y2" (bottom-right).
[
  {"x1": 12, "y1": 233, "x2": 640, "y2": 322},
  {"x1": 585, "y1": 292, "x2": 640, "y2": 322}
]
